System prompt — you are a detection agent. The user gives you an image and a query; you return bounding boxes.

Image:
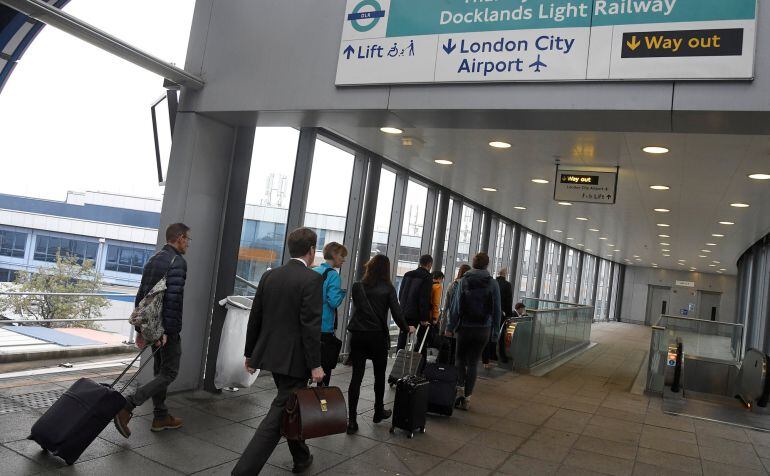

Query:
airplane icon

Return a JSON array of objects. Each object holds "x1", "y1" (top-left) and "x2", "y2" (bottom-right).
[{"x1": 529, "y1": 54, "x2": 547, "y2": 72}]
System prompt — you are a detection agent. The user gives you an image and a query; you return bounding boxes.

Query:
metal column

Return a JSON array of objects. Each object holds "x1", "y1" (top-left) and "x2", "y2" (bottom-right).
[
  {"x1": 443, "y1": 198, "x2": 463, "y2": 284},
  {"x1": 387, "y1": 172, "x2": 408, "y2": 283},
  {"x1": 605, "y1": 262, "x2": 617, "y2": 321},
  {"x1": 355, "y1": 158, "x2": 381, "y2": 280},
  {"x1": 510, "y1": 225, "x2": 522, "y2": 301},
  {"x1": 480, "y1": 212, "x2": 493, "y2": 254},
  {"x1": 614, "y1": 264, "x2": 626, "y2": 322},
  {"x1": 281, "y1": 128, "x2": 316, "y2": 264},
  {"x1": 575, "y1": 252, "x2": 585, "y2": 304},
  {"x1": 431, "y1": 191, "x2": 450, "y2": 272},
  {"x1": 421, "y1": 187, "x2": 438, "y2": 256},
  {"x1": 555, "y1": 244, "x2": 568, "y2": 301},
  {"x1": 468, "y1": 208, "x2": 482, "y2": 258},
  {"x1": 203, "y1": 126, "x2": 255, "y2": 392},
  {"x1": 534, "y1": 238, "x2": 547, "y2": 299},
  {"x1": 590, "y1": 258, "x2": 601, "y2": 316}
]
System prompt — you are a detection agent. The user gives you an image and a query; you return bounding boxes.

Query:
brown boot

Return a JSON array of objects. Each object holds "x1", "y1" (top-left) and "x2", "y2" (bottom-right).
[
  {"x1": 113, "y1": 408, "x2": 133, "y2": 438},
  {"x1": 151, "y1": 414, "x2": 183, "y2": 432}
]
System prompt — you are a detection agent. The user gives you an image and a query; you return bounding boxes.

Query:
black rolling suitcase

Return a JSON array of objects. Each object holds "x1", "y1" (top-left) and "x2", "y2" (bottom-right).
[
  {"x1": 424, "y1": 361, "x2": 457, "y2": 416},
  {"x1": 28, "y1": 345, "x2": 158, "y2": 465},
  {"x1": 390, "y1": 333, "x2": 429, "y2": 438}
]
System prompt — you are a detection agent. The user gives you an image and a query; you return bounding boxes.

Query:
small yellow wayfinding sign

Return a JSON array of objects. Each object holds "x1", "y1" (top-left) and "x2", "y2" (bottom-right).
[{"x1": 622, "y1": 28, "x2": 744, "y2": 58}]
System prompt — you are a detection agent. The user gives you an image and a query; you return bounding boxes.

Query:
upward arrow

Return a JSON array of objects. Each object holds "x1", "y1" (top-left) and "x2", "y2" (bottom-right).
[
  {"x1": 442, "y1": 39, "x2": 457, "y2": 55},
  {"x1": 344, "y1": 45, "x2": 355, "y2": 59},
  {"x1": 626, "y1": 36, "x2": 641, "y2": 51}
]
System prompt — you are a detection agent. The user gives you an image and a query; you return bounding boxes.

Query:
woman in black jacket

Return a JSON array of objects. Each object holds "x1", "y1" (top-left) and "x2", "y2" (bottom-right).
[{"x1": 346, "y1": 254, "x2": 413, "y2": 434}]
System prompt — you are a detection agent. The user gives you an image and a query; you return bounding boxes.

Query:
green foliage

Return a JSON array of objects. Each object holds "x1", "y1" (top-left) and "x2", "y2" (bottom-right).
[{"x1": 0, "y1": 254, "x2": 110, "y2": 329}]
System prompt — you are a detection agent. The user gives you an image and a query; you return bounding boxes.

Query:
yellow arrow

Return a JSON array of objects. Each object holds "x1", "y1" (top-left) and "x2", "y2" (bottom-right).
[{"x1": 626, "y1": 36, "x2": 641, "y2": 51}]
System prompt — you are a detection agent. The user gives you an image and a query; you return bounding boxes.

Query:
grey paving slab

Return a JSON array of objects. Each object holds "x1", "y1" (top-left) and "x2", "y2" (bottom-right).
[
  {"x1": 268, "y1": 441, "x2": 348, "y2": 475},
  {"x1": 561, "y1": 448, "x2": 634, "y2": 476},
  {"x1": 0, "y1": 411, "x2": 43, "y2": 443},
  {"x1": 190, "y1": 422, "x2": 259, "y2": 453},
  {"x1": 53, "y1": 450, "x2": 183, "y2": 476},
  {"x1": 425, "y1": 459, "x2": 493, "y2": 476},
  {"x1": 99, "y1": 414, "x2": 187, "y2": 450},
  {"x1": 449, "y1": 441, "x2": 511, "y2": 470},
  {"x1": 0, "y1": 444, "x2": 45, "y2": 475},
  {"x1": 5, "y1": 437, "x2": 123, "y2": 469},
  {"x1": 133, "y1": 434, "x2": 239, "y2": 474},
  {"x1": 352, "y1": 443, "x2": 442, "y2": 475},
  {"x1": 496, "y1": 454, "x2": 560, "y2": 475},
  {"x1": 166, "y1": 406, "x2": 236, "y2": 435},
  {"x1": 306, "y1": 432, "x2": 380, "y2": 458},
  {"x1": 194, "y1": 396, "x2": 270, "y2": 423}
]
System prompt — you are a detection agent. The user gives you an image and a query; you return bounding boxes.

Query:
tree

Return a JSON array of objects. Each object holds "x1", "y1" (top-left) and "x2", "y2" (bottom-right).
[{"x1": 0, "y1": 254, "x2": 110, "y2": 329}]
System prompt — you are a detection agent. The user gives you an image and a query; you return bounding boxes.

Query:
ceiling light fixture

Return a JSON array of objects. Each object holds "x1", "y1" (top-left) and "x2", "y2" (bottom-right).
[
  {"x1": 532, "y1": 178, "x2": 549, "y2": 184},
  {"x1": 643, "y1": 146, "x2": 669, "y2": 154},
  {"x1": 731, "y1": 202, "x2": 750, "y2": 208},
  {"x1": 434, "y1": 159, "x2": 454, "y2": 165},
  {"x1": 712, "y1": 234, "x2": 725, "y2": 238},
  {"x1": 576, "y1": 217, "x2": 589, "y2": 221},
  {"x1": 720, "y1": 268, "x2": 727, "y2": 271},
  {"x1": 514, "y1": 206, "x2": 527, "y2": 210},
  {"x1": 558, "y1": 202, "x2": 573, "y2": 206},
  {"x1": 589, "y1": 228, "x2": 600, "y2": 232},
  {"x1": 661, "y1": 249, "x2": 670, "y2": 252},
  {"x1": 537, "y1": 219, "x2": 547, "y2": 223},
  {"x1": 567, "y1": 237, "x2": 575, "y2": 241},
  {"x1": 663, "y1": 254, "x2": 671, "y2": 257},
  {"x1": 380, "y1": 127, "x2": 403, "y2": 134},
  {"x1": 659, "y1": 234, "x2": 670, "y2": 238},
  {"x1": 749, "y1": 173, "x2": 770, "y2": 180},
  {"x1": 614, "y1": 249, "x2": 621, "y2": 252},
  {"x1": 657, "y1": 223, "x2": 671, "y2": 227},
  {"x1": 554, "y1": 230, "x2": 563, "y2": 233},
  {"x1": 599, "y1": 237, "x2": 608, "y2": 240},
  {"x1": 709, "y1": 264, "x2": 717, "y2": 267},
  {"x1": 698, "y1": 255, "x2": 708, "y2": 258},
  {"x1": 719, "y1": 221, "x2": 734, "y2": 225},
  {"x1": 660, "y1": 242, "x2": 670, "y2": 246},
  {"x1": 705, "y1": 243, "x2": 717, "y2": 246},
  {"x1": 482, "y1": 187, "x2": 498, "y2": 192},
  {"x1": 650, "y1": 185, "x2": 670, "y2": 190},
  {"x1": 489, "y1": 141, "x2": 512, "y2": 149},
  {"x1": 713, "y1": 261, "x2": 721, "y2": 264},
  {"x1": 654, "y1": 208, "x2": 671, "y2": 213},
  {"x1": 701, "y1": 249, "x2": 712, "y2": 253}
]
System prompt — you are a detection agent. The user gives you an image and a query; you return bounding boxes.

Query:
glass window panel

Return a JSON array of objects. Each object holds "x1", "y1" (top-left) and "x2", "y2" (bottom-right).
[
  {"x1": 371, "y1": 168, "x2": 396, "y2": 258},
  {"x1": 456, "y1": 204, "x2": 474, "y2": 267},
  {"x1": 561, "y1": 249, "x2": 580, "y2": 303},
  {"x1": 0, "y1": 230, "x2": 27, "y2": 258},
  {"x1": 235, "y1": 127, "x2": 299, "y2": 295},
  {"x1": 396, "y1": 181, "x2": 428, "y2": 289},
  {"x1": 579, "y1": 254, "x2": 597, "y2": 305},
  {"x1": 441, "y1": 199, "x2": 455, "y2": 275}
]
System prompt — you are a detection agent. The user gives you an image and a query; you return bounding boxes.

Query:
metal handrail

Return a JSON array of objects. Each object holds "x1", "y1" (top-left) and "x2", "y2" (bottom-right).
[
  {"x1": 522, "y1": 297, "x2": 583, "y2": 307},
  {"x1": 658, "y1": 314, "x2": 744, "y2": 328},
  {"x1": 235, "y1": 275, "x2": 259, "y2": 291},
  {"x1": 1, "y1": 318, "x2": 127, "y2": 324}
]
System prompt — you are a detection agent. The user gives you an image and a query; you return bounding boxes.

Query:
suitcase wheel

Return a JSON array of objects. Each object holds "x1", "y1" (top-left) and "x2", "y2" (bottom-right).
[{"x1": 408, "y1": 432, "x2": 414, "y2": 439}]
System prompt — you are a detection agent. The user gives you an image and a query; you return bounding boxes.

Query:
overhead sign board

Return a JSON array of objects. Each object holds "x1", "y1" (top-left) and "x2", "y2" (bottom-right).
[
  {"x1": 336, "y1": 0, "x2": 757, "y2": 85},
  {"x1": 553, "y1": 166, "x2": 618, "y2": 205},
  {"x1": 675, "y1": 280, "x2": 696, "y2": 288}
]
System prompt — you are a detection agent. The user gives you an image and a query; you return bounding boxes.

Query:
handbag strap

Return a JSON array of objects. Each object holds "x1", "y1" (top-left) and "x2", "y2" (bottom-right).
[{"x1": 355, "y1": 282, "x2": 388, "y2": 334}]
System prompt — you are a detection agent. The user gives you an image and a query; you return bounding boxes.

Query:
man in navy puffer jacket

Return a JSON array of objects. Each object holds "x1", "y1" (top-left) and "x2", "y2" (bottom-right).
[{"x1": 114, "y1": 223, "x2": 189, "y2": 438}]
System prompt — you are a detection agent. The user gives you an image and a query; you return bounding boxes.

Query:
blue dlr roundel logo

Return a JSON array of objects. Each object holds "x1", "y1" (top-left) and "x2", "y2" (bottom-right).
[{"x1": 347, "y1": 0, "x2": 386, "y2": 33}]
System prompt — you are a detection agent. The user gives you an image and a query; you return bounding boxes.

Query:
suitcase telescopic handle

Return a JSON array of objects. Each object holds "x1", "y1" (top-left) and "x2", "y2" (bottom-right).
[{"x1": 111, "y1": 343, "x2": 162, "y2": 393}]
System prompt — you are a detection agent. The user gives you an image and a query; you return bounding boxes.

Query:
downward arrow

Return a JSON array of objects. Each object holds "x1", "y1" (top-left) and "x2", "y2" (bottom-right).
[
  {"x1": 344, "y1": 45, "x2": 355, "y2": 59},
  {"x1": 442, "y1": 39, "x2": 457, "y2": 55},
  {"x1": 626, "y1": 36, "x2": 641, "y2": 51}
]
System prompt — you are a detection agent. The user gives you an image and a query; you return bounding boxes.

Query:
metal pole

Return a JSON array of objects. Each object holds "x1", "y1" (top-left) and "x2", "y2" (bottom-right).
[
  {"x1": 431, "y1": 190, "x2": 450, "y2": 272},
  {"x1": 282, "y1": 128, "x2": 317, "y2": 264},
  {"x1": 574, "y1": 252, "x2": 585, "y2": 304},
  {"x1": 555, "y1": 245, "x2": 567, "y2": 301},
  {"x1": 355, "y1": 159, "x2": 381, "y2": 280},
  {"x1": 534, "y1": 238, "x2": 546, "y2": 299},
  {"x1": 479, "y1": 211, "x2": 493, "y2": 254},
  {"x1": 0, "y1": 0, "x2": 205, "y2": 89}
]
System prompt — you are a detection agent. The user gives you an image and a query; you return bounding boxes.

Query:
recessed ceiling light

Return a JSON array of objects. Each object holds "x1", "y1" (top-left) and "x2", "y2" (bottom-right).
[
  {"x1": 434, "y1": 159, "x2": 453, "y2": 165},
  {"x1": 660, "y1": 242, "x2": 670, "y2": 246},
  {"x1": 701, "y1": 249, "x2": 712, "y2": 253},
  {"x1": 679, "y1": 263, "x2": 687, "y2": 266},
  {"x1": 652, "y1": 263, "x2": 659, "y2": 266},
  {"x1": 589, "y1": 228, "x2": 600, "y2": 232},
  {"x1": 657, "y1": 223, "x2": 671, "y2": 227},
  {"x1": 482, "y1": 187, "x2": 498, "y2": 192},
  {"x1": 599, "y1": 237, "x2": 608, "y2": 240},
  {"x1": 567, "y1": 237, "x2": 575, "y2": 241},
  {"x1": 613, "y1": 249, "x2": 621, "y2": 252},
  {"x1": 705, "y1": 243, "x2": 717, "y2": 246},
  {"x1": 719, "y1": 221, "x2": 734, "y2": 225},
  {"x1": 720, "y1": 268, "x2": 727, "y2": 271},
  {"x1": 606, "y1": 254, "x2": 614, "y2": 257},
  {"x1": 489, "y1": 141, "x2": 511, "y2": 149},
  {"x1": 663, "y1": 254, "x2": 671, "y2": 257},
  {"x1": 635, "y1": 258, "x2": 642, "y2": 262},
  {"x1": 698, "y1": 255, "x2": 708, "y2": 258},
  {"x1": 643, "y1": 146, "x2": 669, "y2": 154},
  {"x1": 514, "y1": 206, "x2": 527, "y2": 210},
  {"x1": 709, "y1": 265, "x2": 717, "y2": 267},
  {"x1": 578, "y1": 244, "x2": 585, "y2": 247},
  {"x1": 658, "y1": 234, "x2": 670, "y2": 238},
  {"x1": 558, "y1": 202, "x2": 573, "y2": 206},
  {"x1": 537, "y1": 219, "x2": 547, "y2": 223},
  {"x1": 661, "y1": 249, "x2": 670, "y2": 252},
  {"x1": 633, "y1": 255, "x2": 640, "y2": 258},
  {"x1": 586, "y1": 249, "x2": 593, "y2": 252},
  {"x1": 654, "y1": 208, "x2": 671, "y2": 213},
  {"x1": 380, "y1": 127, "x2": 403, "y2": 134},
  {"x1": 650, "y1": 185, "x2": 670, "y2": 190},
  {"x1": 532, "y1": 178, "x2": 549, "y2": 184},
  {"x1": 749, "y1": 173, "x2": 770, "y2": 180},
  {"x1": 554, "y1": 230, "x2": 563, "y2": 233},
  {"x1": 678, "y1": 259, "x2": 686, "y2": 262},
  {"x1": 717, "y1": 271, "x2": 723, "y2": 274},
  {"x1": 712, "y1": 234, "x2": 725, "y2": 238},
  {"x1": 608, "y1": 244, "x2": 615, "y2": 247},
  {"x1": 576, "y1": 217, "x2": 589, "y2": 221},
  {"x1": 713, "y1": 261, "x2": 721, "y2": 264},
  {"x1": 731, "y1": 203, "x2": 750, "y2": 208}
]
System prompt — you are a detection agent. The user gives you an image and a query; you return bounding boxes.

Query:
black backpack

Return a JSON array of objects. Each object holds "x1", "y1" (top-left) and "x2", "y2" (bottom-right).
[{"x1": 460, "y1": 275, "x2": 493, "y2": 324}]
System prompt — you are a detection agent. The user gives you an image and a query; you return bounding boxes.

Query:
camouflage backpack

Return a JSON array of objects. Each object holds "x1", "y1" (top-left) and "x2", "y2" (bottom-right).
[{"x1": 129, "y1": 256, "x2": 175, "y2": 342}]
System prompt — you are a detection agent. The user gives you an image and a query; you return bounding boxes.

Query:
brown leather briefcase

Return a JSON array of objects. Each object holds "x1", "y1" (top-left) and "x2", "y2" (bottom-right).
[{"x1": 281, "y1": 386, "x2": 347, "y2": 440}]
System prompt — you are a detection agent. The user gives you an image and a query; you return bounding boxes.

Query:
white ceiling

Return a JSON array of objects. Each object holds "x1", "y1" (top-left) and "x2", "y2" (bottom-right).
[{"x1": 329, "y1": 126, "x2": 770, "y2": 275}]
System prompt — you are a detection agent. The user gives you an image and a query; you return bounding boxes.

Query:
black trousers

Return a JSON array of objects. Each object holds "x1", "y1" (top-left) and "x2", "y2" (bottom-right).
[
  {"x1": 126, "y1": 334, "x2": 181, "y2": 419},
  {"x1": 456, "y1": 326, "x2": 491, "y2": 397},
  {"x1": 348, "y1": 331, "x2": 389, "y2": 420},
  {"x1": 231, "y1": 374, "x2": 310, "y2": 475}
]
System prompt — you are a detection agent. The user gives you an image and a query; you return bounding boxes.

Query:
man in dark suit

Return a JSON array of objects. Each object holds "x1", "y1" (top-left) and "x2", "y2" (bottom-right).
[{"x1": 232, "y1": 228, "x2": 325, "y2": 475}]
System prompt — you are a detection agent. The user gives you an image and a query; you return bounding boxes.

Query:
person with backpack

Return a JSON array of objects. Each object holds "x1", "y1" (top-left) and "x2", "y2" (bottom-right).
[
  {"x1": 446, "y1": 252, "x2": 501, "y2": 411},
  {"x1": 312, "y1": 242, "x2": 347, "y2": 387},
  {"x1": 397, "y1": 254, "x2": 434, "y2": 354},
  {"x1": 346, "y1": 255, "x2": 414, "y2": 434},
  {"x1": 114, "y1": 223, "x2": 190, "y2": 438}
]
